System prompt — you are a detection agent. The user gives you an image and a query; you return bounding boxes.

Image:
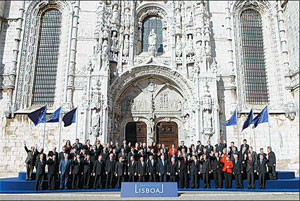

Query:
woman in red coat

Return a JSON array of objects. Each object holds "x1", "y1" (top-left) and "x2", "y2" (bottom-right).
[
  {"x1": 168, "y1": 144, "x2": 178, "y2": 157},
  {"x1": 221, "y1": 154, "x2": 234, "y2": 189}
]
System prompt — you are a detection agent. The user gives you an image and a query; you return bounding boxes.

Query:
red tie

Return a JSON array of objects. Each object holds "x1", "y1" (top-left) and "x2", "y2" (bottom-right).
[
  {"x1": 41, "y1": 161, "x2": 43, "y2": 165},
  {"x1": 250, "y1": 160, "x2": 252, "y2": 165},
  {"x1": 194, "y1": 161, "x2": 196, "y2": 166}
]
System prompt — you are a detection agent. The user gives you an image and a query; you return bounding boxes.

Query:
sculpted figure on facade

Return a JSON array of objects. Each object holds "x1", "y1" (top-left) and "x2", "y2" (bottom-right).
[
  {"x1": 176, "y1": 35, "x2": 182, "y2": 57},
  {"x1": 148, "y1": 29, "x2": 157, "y2": 56},
  {"x1": 111, "y1": 4, "x2": 120, "y2": 26},
  {"x1": 202, "y1": 83, "x2": 213, "y2": 135},
  {"x1": 123, "y1": 35, "x2": 129, "y2": 56},
  {"x1": 284, "y1": 102, "x2": 297, "y2": 120},
  {"x1": 187, "y1": 35, "x2": 194, "y2": 56},
  {"x1": 175, "y1": 10, "x2": 182, "y2": 34},
  {"x1": 111, "y1": 31, "x2": 119, "y2": 56},
  {"x1": 90, "y1": 112, "x2": 101, "y2": 136}
]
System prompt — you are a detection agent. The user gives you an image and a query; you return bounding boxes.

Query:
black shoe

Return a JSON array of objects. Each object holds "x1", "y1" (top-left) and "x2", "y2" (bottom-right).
[{"x1": 252, "y1": 186, "x2": 255, "y2": 189}]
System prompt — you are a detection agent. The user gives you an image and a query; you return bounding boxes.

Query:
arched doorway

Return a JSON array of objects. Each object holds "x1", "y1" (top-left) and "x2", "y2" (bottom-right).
[
  {"x1": 125, "y1": 122, "x2": 147, "y2": 145},
  {"x1": 156, "y1": 122, "x2": 178, "y2": 148}
]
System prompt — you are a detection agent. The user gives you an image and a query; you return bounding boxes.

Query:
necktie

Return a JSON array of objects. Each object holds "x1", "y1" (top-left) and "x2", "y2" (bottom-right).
[
  {"x1": 194, "y1": 161, "x2": 196, "y2": 166},
  {"x1": 250, "y1": 160, "x2": 252, "y2": 165},
  {"x1": 41, "y1": 161, "x2": 43, "y2": 165},
  {"x1": 162, "y1": 161, "x2": 164, "y2": 166}
]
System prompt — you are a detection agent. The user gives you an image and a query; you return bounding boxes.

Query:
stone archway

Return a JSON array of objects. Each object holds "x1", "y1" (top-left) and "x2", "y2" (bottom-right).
[{"x1": 109, "y1": 65, "x2": 196, "y2": 144}]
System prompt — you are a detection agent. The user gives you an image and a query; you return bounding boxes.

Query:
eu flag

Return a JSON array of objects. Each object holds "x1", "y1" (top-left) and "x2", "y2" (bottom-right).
[
  {"x1": 252, "y1": 106, "x2": 269, "y2": 128},
  {"x1": 224, "y1": 109, "x2": 237, "y2": 126},
  {"x1": 62, "y1": 108, "x2": 77, "y2": 127},
  {"x1": 28, "y1": 105, "x2": 47, "y2": 126},
  {"x1": 46, "y1": 107, "x2": 61, "y2": 123},
  {"x1": 242, "y1": 109, "x2": 253, "y2": 131}
]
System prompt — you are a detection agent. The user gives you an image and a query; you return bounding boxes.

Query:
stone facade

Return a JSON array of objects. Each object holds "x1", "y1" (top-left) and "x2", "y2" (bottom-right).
[{"x1": 0, "y1": 1, "x2": 299, "y2": 175}]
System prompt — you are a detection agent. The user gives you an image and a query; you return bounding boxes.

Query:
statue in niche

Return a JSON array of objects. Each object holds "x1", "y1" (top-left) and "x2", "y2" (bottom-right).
[
  {"x1": 205, "y1": 41, "x2": 211, "y2": 57},
  {"x1": 148, "y1": 29, "x2": 157, "y2": 56},
  {"x1": 202, "y1": 83, "x2": 213, "y2": 134},
  {"x1": 124, "y1": 11, "x2": 130, "y2": 29},
  {"x1": 187, "y1": 35, "x2": 194, "y2": 56},
  {"x1": 90, "y1": 112, "x2": 101, "y2": 136},
  {"x1": 175, "y1": 10, "x2": 182, "y2": 33},
  {"x1": 211, "y1": 58, "x2": 218, "y2": 73},
  {"x1": 176, "y1": 35, "x2": 182, "y2": 57},
  {"x1": 102, "y1": 39, "x2": 109, "y2": 70},
  {"x1": 123, "y1": 35, "x2": 129, "y2": 56},
  {"x1": 284, "y1": 102, "x2": 297, "y2": 120},
  {"x1": 111, "y1": 31, "x2": 119, "y2": 54}
]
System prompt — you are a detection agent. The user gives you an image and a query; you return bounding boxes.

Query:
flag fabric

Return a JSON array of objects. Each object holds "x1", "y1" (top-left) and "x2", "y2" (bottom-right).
[
  {"x1": 224, "y1": 109, "x2": 237, "y2": 126},
  {"x1": 252, "y1": 106, "x2": 269, "y2": 128},
  {"x1": 242, "y1": 109, "x2": 253, "y2": 131},
  {"x1": 28, "y1": 105, "x2": 47, "y2": 126},
  {"x1": 46, "y1": 107, "x2": 61, "y2": 123},
  {"x1": 62, "y1": 108, "x2": 77, "y2": 127}
]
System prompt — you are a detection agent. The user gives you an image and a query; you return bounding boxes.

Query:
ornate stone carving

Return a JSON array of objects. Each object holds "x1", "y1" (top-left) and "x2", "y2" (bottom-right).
[
  {"x1": 284, "y1": 102, "x2": 297, "y2": 120},
  {"x1": 148, "y1": 29, "x2": 157, "y2": 56},
  {"x1": 175, "y1": 35, "x2": 182, "y2": 57}
]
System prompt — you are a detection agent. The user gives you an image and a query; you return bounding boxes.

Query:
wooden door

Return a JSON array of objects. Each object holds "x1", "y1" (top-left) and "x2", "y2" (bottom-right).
[
  {"x1": 156, "y1": 122, "x2": 178, "y2": 148},
  {"x1": 125, "y1": 122, "x2": 147, "y2": 145}
]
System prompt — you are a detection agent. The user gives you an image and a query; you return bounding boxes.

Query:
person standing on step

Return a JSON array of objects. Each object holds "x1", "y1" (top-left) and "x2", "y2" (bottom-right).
[
  {"x1": 93, "y1": 155, "x2": 105, "y2": 189},
  {"x1": 24, "y1": 141, "x2": 37, "y2": 180},
  {"x1": 245, "y1": 153, "x2": 256, "y2": 189},
  {"x1": 83, "y1": 154, "x2": 93, "y2": 189},
  {"x1": 211, "y1": 152, "x2": 223, "y2": 189},
  {"x1": 105, "y1": 153, "x2": 116, "y2": 189},
  {"x1": 47, "y1": 153, "x2": 58, "y2": 190},
  {"x1": 201, "y1": 154, "x2": 212, "y2": 189},
  {"x1": 147, "y1": 155, "x2": 157, "y2": 182},
  {"x1": 267, "y1": 146, "x2": 276, "y2": 180},
  {"x1": 72, "y1": 153, "x2": 83, "y2": 189},
  {"x1": 232, "y1": 154, "x2": 244, "y2": 189},
  {"x1": 158, "y1": 155, "x2": 168, "y2": 182},
  {"x1": 257, "y1": 154, "x2": 268, "y2": 189},
  {"x1": 167, "y1": 157, "x2": 178, "y2": 183},
  {"x1": 115, "y1": 156, "x2": 125, "y2": 188},
  {"x1": 137, "y1": 156, "x2": 147, "y2": 182},
  {"x1": 178, "y1": 153, "x2": 189, "y2": 188},
  {"x1": 35, "y1": 154, "x2": 46, "y2": 190},
  {"x1": 190, "y1": 155, "x2": 200, "y2": 188},
  {"x1": 59, "y1": 153, "x2": 72, "y2": 190},
  {"x1": 221, "y1": 154, "x2": 233, "y2": 189},
  {"x1": 128, "y1": 156, "x2": 137, "y2": 182}
]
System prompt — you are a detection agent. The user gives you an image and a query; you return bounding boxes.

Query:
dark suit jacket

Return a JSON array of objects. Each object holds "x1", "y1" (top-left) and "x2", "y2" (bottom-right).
[
  {"x1": 210, "y1": 157, "x2": 223, "y2": 172},
  {"x1": 200, "y1": 159, "x2": 211, "y2": 173},
  {"x1": 205, "y1": 145, "x2": 213, "y2": 153},
  {"x1": 233, "y1": 159, "x2": 243, "y2": 175},
  {"x1": 267, "y1": 151, "x2": 276, "y2": 166},
  {"x1": 245, "y1": 158, "x2": 256, "y2": 172},
  {"x1": 168, "y1": 162, "x2": 178, "y2": 176},
  {"x1": 59, "y1": 159, "x2": 72, "y2": 174},
  {"x1": 105, "y1": 159, "x2": 115, "y2": 173},
  {"x1": 93, "y1": 160, "x2": 104, "y2": 175},
  {"x1": 147, "y1": 160, "x2": 157, "y2": 174},
  {"x1": 196, "y1": 144, "x2": 204, "y2": 153},
  {"x1": 72, "y1": 159, "x2": 83, "y2": 175},
  {"x1": 127, "y1": 151, "x2": 137, "y2": 163},
  {"x1": 240, "y1": 144, "x2": 249, "y2": 152},
  {"x1": 46, "y1": 158, "x2": 58, "y2": 175},
  {"x1": 35, "y1": 159, "x2": 46, "y2": 175},
  {"x1": 115, "y1": 161, "x2": 125, "y2": 176},
  {"x1": 83, "y1": 159, "x2": 93, "y2": 173},
  {"x1": 257, "y1": 159, "x2": 268, "y2": 174},
  {"x1": 137, "y1": 161, "x2": 147, "y2": 176},
  {"x1": 128, "y1": 161, "x2": 137, "y2": 175},
  {"x1": 178, "y1": 157, "x2": 189, "y2": 172},
  {"x1": 190, "y1": 160, "x2": 200, "y2": 174},
  {"x1": 157, "y1": 160, "x2": 168, "y2": 175},
  {"x1": 215, "y1": 143, "x2": 227, "y2": 153}
]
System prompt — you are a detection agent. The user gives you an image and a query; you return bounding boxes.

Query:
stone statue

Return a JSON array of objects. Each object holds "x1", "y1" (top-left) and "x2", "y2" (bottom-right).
[
  {"x1": 123, "y1": 34, "x2": 129, "y2": 56},
  {"x1": 148, "y1": 29, "x2": 157, "y2": 56},
  {"x1": 202, "y1": 83, "x2": 213, "y2": 134},
  {"x1": 175, "y1": 10, "x2": 182, "y2": 34},
  {"x1": 284, "y1": 102, "x2": 297, "y2": 120},
  {"x1": 211, "y1": 58, "x2": 218, "y2": 73},
  {"x1": 176, "y1": 35, "x2": 182, "y2": 57},
  {"x1": 112, "y1": 5, "x2": 120, "y2": 25},
  {"x1": 111, "y1": 31, "x2": 118, "y2": 53},
  {"x1": 91, "y1": 112, "x2": 101, "y2": 136},
  {"x1": 187, "y1": 35, "x2": 194, "y2": 56}
]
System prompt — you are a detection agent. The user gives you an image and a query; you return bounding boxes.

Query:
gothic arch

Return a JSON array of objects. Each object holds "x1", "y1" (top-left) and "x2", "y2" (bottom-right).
[
  {"x1": 230, "y1": 0, "x2": 283, "y2": 109},
  {"x1": 14, "y1": 1, "x2": 73, "y2": 110}
]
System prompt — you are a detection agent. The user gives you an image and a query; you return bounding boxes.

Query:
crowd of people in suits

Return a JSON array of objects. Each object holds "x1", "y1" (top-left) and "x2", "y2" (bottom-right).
[{"x1": 24, "y1": 138, "x2": 277, "y2": 190}]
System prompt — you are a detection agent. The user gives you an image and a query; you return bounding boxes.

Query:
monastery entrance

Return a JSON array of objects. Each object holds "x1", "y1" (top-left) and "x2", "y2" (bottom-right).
[
  {"x1": 125, "y1": 122, "x2": 147, "y2": 145},
  {"x1": 156, "y1": 121, "x2": 178, "y2": 148}
]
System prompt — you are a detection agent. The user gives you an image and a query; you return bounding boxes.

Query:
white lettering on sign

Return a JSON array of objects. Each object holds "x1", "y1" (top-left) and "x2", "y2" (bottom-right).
[{"x1": 134, "y1": 184, "x2": 164, "y2": 194}]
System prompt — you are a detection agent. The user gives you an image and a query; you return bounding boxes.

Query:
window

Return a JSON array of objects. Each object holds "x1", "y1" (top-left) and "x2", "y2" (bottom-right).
[
  {"x1": 240, "y1": 9, "x2": 269, "y2": 104},
  {"x1": 32, "y1": 9, "x2": 62, "y2": 105},
  {"x1": 141, "y1": 16, "x2": 163, "y2": 53}
]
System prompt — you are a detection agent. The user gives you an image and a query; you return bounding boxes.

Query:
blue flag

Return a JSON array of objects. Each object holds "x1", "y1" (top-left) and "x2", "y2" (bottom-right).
[
  {"x1": 62, "y1": 108, "x2": 77, "y2": 127},
  {"x1": 224, "y1": 109, "x2": 237, "y2": 126},
  {"x1": 28, "y1": 105, "x2": 47, "y2": 126},
  {"x1": 46, "y1": 107, "x2": 61, "y2": 123},
  {"x1": 252, "y1": 106, "x2": 269, "y2": 128},
  {"x1": 242, "y1": 109, "x2": 253, "y2": 131}
]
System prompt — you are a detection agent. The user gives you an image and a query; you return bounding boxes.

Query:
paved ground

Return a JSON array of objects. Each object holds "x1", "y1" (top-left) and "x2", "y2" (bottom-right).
[{"x1": 0, "y1": 191, "x2": 299, "y2": 200}]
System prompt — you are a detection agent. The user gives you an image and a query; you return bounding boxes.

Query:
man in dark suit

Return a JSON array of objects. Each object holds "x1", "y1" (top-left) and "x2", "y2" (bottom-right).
[
  {"x1": 201, "y1": 154, "x2": 212, "y2": 189},
  {"x1": 58, "y1": 147, "x2": 67, "y2": 164},
  {"x1": 147, "y1": 155, "x2": 157, "y2": 182},
  {"x1": 128, "y1": 156, "x2": 137, "y2": 182},
  {"x1": 121, "y1": 140, "x2": 129, "y2": 153},
  {"x1": 211, "y1": 152, "x2": 223, "y2": 188},
  {"x1": 245, "y1": 153, "x2": 256, "y2": 189},
  {"x1": 232, "y1": 154, "x2": 243, "y2": 189},
  {"x1": 230, "y1": 146, "x2": 239, "y2": 161},
  {"x1": 267, "y1": 146, "x2": 276, "y2": 180},
  {"x1": 257, "y1": 154, "x2": 268, "y2": 189},
  {"x1": 93, "y1": 155, "x2": 105, "y2": 189},
  {"x1": 72, "y1": 153, "x2": 83, "y2": 189},
  {"x1": 168, "y1": 157, "x2": 178, "y2": 182},
  {"x1": 59, "y1": 153, "x2": 72, "y2": 190},
  {"x1": 215, "y1": 139, "x2": 227, "y2": 153},
  {"x1": 157, "y1": 155, "x2": 168, "y2": 182},
  {"x1": 46, "y1": 154, "x2": 58, "y2": 190},
  {"x1": 35, "y1": 154, "x2": 46, "y2": 190},
  {"x1": 105, "y1": 153, "x2": 115, "y2": 188},
  {"x1": 127, "y1": 147, "x2": 137, "y2": 164},
  {"x1": 24, "y1": 141, "x2": 37, "y2": 180},
  {"x1": 178, "y1": 153, "x2": 189, "y2": 188},
  {"x1": 73, "y1": 138, "x2": 83, "y2": 154},
  {"x1": 137, "y1": 157, "x2": 147, "y2": 182},
  {"x1": 190, "y1": 155, "x2": 200, "y2": 188},
  {"x1": 228, "y1": 141, "x2": 238, "y2": 156},
  {"x1": 178, "y1": 141, "x2": 188, "y2": 152},
  {"x1": 205, "y1": 141, "x2": 213, "y2": 154},
  {"x1": 83, "y1": 154, "x2": 93, "y2": 189},
  {"x1": 196, "y1": 141, "x2": 204, "y2": 153},
  {"x1": 115, "y1": 156, "x2": 125, "y2": 188},
  {"x1": 257, "y1": 148, "x2": 267, "y2": 161},
  {"x1": 36, "y1": 148, "x2": 47, "y2": 163},
  {"x1": 240, "y1": 139, "x2": 249, "y2": 152}
]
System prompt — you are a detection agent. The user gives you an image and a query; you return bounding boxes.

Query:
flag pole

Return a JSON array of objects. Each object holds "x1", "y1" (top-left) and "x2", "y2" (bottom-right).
[
  {"x1": 58, "y1": 113, "x2": 62, "y2": 152},
  {"x1": 236, "y1": 108, "x2": 240, "y2": 149},
  {"x1": 253, "y1": 126, "x2": 256, "y2": 151},
  {"x1": 75, "y1": 108, "x2": 78, "y2": 140},
  {"x1": 43, "y1": 121, "x2": 46, "y2": 149},
  {"x1": 268, "y1": 120, "x2": 271, "y2": 147}
]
